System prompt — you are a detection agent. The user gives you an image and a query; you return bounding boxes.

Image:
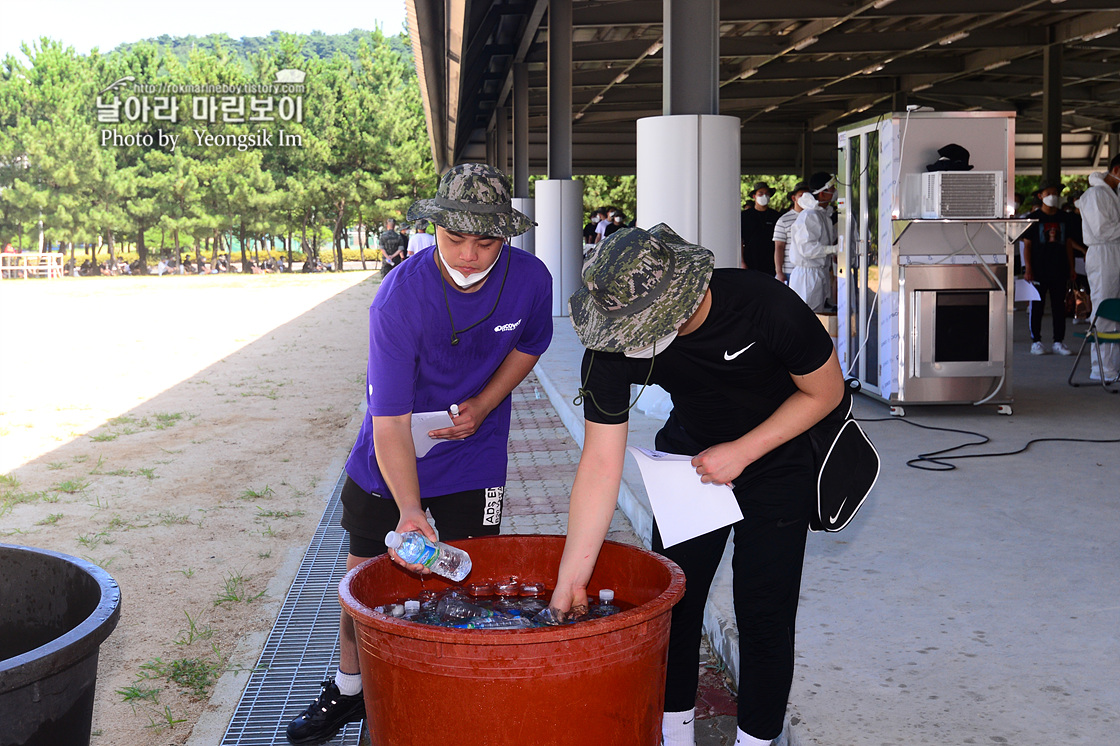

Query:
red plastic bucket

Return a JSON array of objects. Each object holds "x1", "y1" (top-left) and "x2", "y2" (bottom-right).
[{"x1": 339, "y1": 534, "x2": 685, "y2": 746}]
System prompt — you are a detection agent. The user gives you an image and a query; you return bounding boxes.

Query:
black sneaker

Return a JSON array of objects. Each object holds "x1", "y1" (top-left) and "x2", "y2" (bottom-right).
[{"x1": 285, "y1": 678, "x2": 365, "y2": 745}]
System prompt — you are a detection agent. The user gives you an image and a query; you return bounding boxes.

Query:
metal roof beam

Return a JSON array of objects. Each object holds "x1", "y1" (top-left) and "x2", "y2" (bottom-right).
[{"x1": 567, "y1": 0, "x2": 1120, "y2": 25}]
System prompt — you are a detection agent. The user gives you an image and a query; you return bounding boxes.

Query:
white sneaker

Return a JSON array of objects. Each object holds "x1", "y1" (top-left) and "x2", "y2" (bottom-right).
[
  {"x1": 1030, "y1": 341, "x2": 1046, "y2": 355},
  {"x1": 1052, "y1": 341, "x2": 1072, "y2": 356}
]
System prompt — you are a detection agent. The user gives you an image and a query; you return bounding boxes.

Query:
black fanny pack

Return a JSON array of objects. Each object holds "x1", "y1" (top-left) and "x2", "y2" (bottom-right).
[
  {"x1": 804, "y1": 383, "x2": 880, "y2": 532},
  {"x1": 666, "y1": 355, "x2": 880, "y2": 532}
]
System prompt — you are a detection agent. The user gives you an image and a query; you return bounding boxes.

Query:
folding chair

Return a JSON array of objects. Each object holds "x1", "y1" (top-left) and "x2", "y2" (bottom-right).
[{"x1": 1067, "y1": 297, "x2": 1120, "y2": 393}]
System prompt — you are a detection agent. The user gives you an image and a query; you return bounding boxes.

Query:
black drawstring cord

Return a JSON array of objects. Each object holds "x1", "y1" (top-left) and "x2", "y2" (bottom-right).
[
  {"x1": 441, "y1": 245, "x2": 512, "y2": 345},
  {"x1": 573, "y1": 349, "x2": 659, "y2": 417}
]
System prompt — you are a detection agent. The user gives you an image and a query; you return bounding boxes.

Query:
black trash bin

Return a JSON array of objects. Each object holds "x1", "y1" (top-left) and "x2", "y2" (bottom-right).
[{"x1": 0, "y1": 544, "x2": 122, "y2": 746}]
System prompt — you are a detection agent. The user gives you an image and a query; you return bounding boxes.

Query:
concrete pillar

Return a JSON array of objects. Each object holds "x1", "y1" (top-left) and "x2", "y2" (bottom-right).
[
  {"x1": 496, "y1": 106, "x2": 509, "y2": 175},
  {"x1": 891, "y1": 83, "x2": 908, "y2": 113},
  {"x1": 548, "y1": 0, "x2": 573, "y2": 179},
  {"x1": 513, "y1": 63, "x2": 530, "y2": 199},
  {"x1": 1042, "y1": 43, "x2": 1062, "y2": 184},
  {"x1": 638, "y1": 0, "x2": 738, "y2": 267},
  {"x1": 537, "y1": 0, "x2": 581, "y2": 315},
  {"x1": 510, "y1": 65, "x2": 534, "y2": 255},
  {"x1": 509, "y1": 198, "x2": 535, "y2": 255},
  {"x1": 663, "y1": 0, "x2": 719, "y2": 115},
  {"x1": 800, "y1": 125, "x2": 814, "y2": 182},
  {"x1": 1109, "y1": 130, "x2": 1119, "y2": 166},
  {"x1": 637, "y1": 115, "x2": 741, "y2": 269},
  {"x1": 535, "y1": 180, "x2": 583, "y2": 316}
]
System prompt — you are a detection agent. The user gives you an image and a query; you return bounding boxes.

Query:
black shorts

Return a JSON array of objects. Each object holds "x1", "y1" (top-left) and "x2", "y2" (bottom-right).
[{"x1": 339, "y1": 476, "x2": 505, "y2": 558}]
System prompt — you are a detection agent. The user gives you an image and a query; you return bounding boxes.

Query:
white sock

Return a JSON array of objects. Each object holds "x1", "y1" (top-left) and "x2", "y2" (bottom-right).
[
  {"x1": 661, "y1": 708, "x2": 695, "y2": 746},
  {"x1": 334, "y1": 668, "x2": 362, "y2": 697},
  {"x1": 735, "y1": 727, "x2": 772, "y2": 746}
]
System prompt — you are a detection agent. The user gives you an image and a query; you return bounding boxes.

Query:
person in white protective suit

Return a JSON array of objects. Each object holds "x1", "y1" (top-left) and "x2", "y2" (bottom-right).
[
  {"x1": 1079, "y1": 153, "x2": 1120, "y2": 382},
  {"x1": 788, "y1": 172, "x2": 838, "y2": 312}
]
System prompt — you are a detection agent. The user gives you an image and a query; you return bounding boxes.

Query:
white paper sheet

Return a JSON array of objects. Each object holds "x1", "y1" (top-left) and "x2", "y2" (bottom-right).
[
  {"x1": 1014, "y1": 278, "x2": 1041, "y2": 302},
  {"x1": 626, "y1": 446, "x2": 743, "y2": 548},
  {"x1": 411, "y1": 411, "x2": 455, "y2": 457}
]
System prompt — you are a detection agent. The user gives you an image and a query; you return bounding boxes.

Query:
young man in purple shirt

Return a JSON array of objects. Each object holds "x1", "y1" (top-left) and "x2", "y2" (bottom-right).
[{"x1": 286, "y1": 164, "x2": 552, "y2": 745}]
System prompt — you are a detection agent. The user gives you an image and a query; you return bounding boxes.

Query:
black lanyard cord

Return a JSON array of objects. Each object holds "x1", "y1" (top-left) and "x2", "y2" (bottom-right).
[
  {"x1": 441, "y1": 245, "x2": 512, "y2": 346},
  {"x1": 574, "y1": 350, "x2": 658, "y2": 418}
]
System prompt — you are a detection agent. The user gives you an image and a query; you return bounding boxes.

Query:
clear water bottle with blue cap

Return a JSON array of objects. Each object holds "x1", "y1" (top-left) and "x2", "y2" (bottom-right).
[{"x1": 384, "y1": 530, "x2": 472, "y2": 582}]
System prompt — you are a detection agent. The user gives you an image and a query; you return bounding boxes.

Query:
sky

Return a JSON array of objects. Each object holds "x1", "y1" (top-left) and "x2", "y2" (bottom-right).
[{"x1": 0, "y1": 0, "x2": 409, "y2": 62}]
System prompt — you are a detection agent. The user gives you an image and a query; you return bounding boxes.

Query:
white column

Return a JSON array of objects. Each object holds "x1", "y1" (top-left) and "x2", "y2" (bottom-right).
[
  {"x1": 534, "y1": 179, "x2": 584, "y2": 317},
  {"x1": 636, "y1": 114, "x2": 741, "y2": 268},
  {"x1": 509, "y1": 197, "x2": 535, "y2": 255}
]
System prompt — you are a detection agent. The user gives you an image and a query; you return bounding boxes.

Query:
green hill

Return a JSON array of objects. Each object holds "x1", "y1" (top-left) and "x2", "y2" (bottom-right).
[{"x1": 110, "y1": 28, "x2": 412, "y2": 64}]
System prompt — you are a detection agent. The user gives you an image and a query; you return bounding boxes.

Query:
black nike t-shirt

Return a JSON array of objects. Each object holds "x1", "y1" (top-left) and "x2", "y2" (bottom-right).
[{"x1": 580, "y1": 269, "x2": 834, "y2": 478}]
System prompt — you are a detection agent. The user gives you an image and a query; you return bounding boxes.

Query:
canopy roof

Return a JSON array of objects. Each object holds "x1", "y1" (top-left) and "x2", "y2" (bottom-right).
[{"x1": 406, "y1": 0, "x2": 1120, "y2": 174}]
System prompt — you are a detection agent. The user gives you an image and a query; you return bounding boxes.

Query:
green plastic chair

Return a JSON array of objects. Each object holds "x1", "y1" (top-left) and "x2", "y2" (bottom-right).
[{"x1": 1067, "y1": 297, "x2": 1120, "y2": 393}]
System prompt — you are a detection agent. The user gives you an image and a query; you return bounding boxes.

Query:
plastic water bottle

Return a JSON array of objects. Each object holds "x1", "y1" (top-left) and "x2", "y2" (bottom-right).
[
  {"x1": 592, "y1": 589, "x2": 620, "y2": 617},
  {"x1": 457, "y1": 614, "x2": 534, "y2": 630},
  {"x1": 384, "y1": 531, "x2": 472, "y2": 582},
  {"x1": 436, "y1": 593, "x2": 493, "y2": 624}
]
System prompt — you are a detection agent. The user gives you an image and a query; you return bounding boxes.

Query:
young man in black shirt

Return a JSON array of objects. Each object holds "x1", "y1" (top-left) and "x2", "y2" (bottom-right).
[
  {"x1": 1023, "y1": 180, "x2": 1077, "y2": 356},
  {"x1": 552, "y1": 224, "x2": 843, "y2": 746},
  {"x1": 740, "y1": 181, "x2": 780, "y2": 275}
]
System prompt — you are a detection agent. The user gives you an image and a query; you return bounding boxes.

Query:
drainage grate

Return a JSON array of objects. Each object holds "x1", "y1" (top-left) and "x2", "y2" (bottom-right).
[{"x1": 220, "y1": 472, "x2": 362, "y2": 746}]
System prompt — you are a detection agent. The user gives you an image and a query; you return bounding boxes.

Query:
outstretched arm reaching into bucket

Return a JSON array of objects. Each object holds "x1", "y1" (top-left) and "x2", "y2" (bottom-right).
[{"x1": 551, "y1": 421, "x2": 629, "y2": 615}]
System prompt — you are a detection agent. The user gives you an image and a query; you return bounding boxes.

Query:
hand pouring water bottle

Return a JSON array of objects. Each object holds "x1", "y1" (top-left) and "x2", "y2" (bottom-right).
[{"x1": 385, "y1": 530, "x2": 472, "y2": 582}]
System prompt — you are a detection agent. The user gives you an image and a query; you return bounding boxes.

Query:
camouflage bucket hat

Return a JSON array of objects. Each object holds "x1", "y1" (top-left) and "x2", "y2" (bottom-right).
[
  {"x1": 568, "y1": 223, "x2": 714, "y2": 353},
  {"x1": 406, "y1": 163, "x2": 534, "y2": 238}
]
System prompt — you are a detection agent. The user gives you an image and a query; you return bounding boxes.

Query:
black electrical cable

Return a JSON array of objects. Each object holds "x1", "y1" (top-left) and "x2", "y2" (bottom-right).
[{"x1": 856, "y1": 416, "x2": 1120, "y2": 472}]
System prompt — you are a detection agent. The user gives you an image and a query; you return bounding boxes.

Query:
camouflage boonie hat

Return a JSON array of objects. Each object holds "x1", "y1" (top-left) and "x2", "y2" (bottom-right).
[
  {"x1": 406, "y1": 163, "x2": 533, "y2": 238},
  {"x1": 568, "y1": 223, "x2": 714, "y2": 353}
]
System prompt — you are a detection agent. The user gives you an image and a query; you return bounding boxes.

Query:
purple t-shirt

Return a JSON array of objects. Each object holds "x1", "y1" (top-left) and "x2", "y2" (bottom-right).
[{"x1": 345, "y1": 243, "x2": 553, "y2": 499}]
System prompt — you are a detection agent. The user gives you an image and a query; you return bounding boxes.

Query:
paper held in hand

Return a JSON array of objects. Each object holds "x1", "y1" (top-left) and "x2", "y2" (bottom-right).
[
  {"x1": 625, "y1": 446, "x2": 743, "y2": 548},
  {"x1": 411, "y1": 411, "x2": 455, "y2": 457}
]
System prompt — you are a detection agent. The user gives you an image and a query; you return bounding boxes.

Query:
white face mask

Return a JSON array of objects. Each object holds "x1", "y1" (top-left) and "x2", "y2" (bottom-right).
[
  {"x1": 624, "y1": 330, "x2": 678, "y2": 359},
  {"x1": 755, "y1": 194, "x2": 770, "y2": 207},
  {"x1": 1042, "y1": 194, "x2": 1060, "y2": 208},
  {"x1": 436, "y1": 243, "x2": 502, "y2": 288},
  {"x1": 797, "y1": 192, "x2": 819, "y2": 211}
]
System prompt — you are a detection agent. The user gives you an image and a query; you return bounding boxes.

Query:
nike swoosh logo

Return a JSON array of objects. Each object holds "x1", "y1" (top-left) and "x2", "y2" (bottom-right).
[
  {"x1": 724, "y1": 342, "x2": 756, "y2": 360},
  {"x1": 830, "y1": 498, "x2": 849, "y2": 524}
]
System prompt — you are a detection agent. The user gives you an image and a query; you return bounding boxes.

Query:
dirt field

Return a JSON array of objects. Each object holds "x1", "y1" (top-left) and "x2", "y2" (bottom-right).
[{"x1": 0, "y1": 272, "x2": 377, "y2": 744}]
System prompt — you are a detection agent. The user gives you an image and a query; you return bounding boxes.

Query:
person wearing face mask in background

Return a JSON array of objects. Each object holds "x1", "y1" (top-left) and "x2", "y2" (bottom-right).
[
  {"x1": 740, "y1": 181, "x2": 780, "y2": 275},
  {"x1": 772, "y1": 182, "x2": 809, "y2": 284},
  {"x1": 1023, "y1": 180, "x2": 1077, "y2": 356},
  {"x1": 284, "y1": 163, "x2": 553, "y2": 746},
  {"x1": 604, "y1": 210, "x2": 627, "y2": 237},
  {"x1": 1065, "y1": 192, "x2": 1091, "y2": 319},
  {"x1": 595, "y1": 206, "x2": 615, "y2": 244},
  {"x1": 1079, "y1": 153, "x2": 1120, "y2": 382},
  {"x1": 584, "y1": 209, "x2": 605, "y2": 246},
  {"x1": 788, "y1": 172, "x2": 838, "y2": 312}
]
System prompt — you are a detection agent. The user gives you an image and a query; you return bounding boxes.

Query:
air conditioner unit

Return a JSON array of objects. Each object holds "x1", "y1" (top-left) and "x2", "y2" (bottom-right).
[{"x1": 921, "y1": 171, "x2": 1004, "y2": 219}]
